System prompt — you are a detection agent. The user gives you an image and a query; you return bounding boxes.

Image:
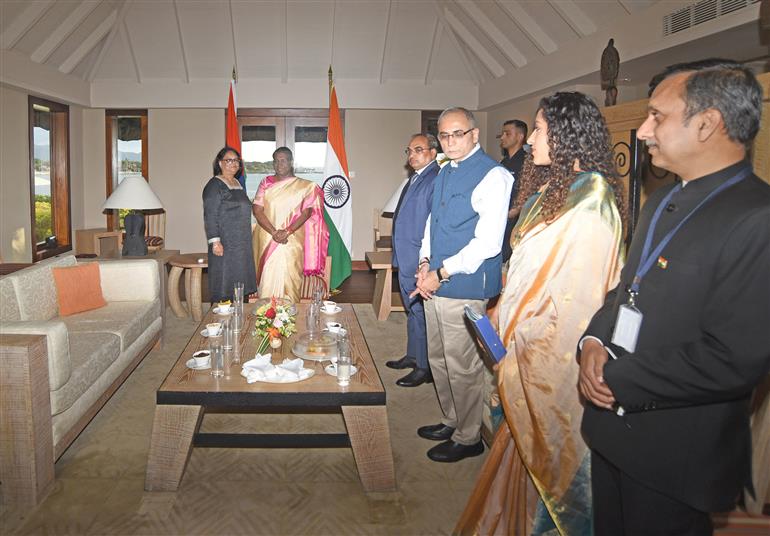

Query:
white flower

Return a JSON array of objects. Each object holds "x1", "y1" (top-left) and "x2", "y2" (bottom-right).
[
  {"x1": 273, "y1": 318, "x2": 284, "y2": 328},
  {"x1": 278, "y1": 312, "x2": 290, "y2": 322}
]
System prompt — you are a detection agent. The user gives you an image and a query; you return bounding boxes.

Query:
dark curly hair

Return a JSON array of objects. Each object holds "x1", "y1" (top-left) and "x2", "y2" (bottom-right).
[{"x1": 515, "y1": 92, "x2": 626, "y2": 224}]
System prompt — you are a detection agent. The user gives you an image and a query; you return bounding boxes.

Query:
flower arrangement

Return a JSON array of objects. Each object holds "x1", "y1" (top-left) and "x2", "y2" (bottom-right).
[{"x1": 254, "y1": 297, "x2": 297, "y2": 354}]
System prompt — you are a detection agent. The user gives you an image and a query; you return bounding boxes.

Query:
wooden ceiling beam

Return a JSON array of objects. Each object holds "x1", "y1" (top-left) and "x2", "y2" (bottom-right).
[
  {"x1": 547, "y1": 0, "x2": 596, "y2": 37},
  {"x1": 444, "y1": 7, "x2": 505, "y2": 78},
  {"x1": 63, "y1": 8, "x2": 117, "y2": 75},
  {"x1": 378, "y1": 0, "x2": 393, "y2": 84},
  {"x1": 120, "y1": 19, "x2": 141, "y2": 83},
  {"x1": 424, "y1": 17, "x2": 440, "y2": 86},
  {"x1": 173, "y1": 0, "x2": 190, "y2": 84},
  {"x1": 84, "y1": 0, "x2": 131, "y2": 80},
  {"x1": 30, "y1": 0, "x2": 98, "y2": 64},
  {"x1": 457, "y1": 0, "x2": 526, "y2": 68},
  {"x1": 496, "y1": 0, "x2": 556, "y2": 55},
  {"x1": 1, "y1": 0, "x2": 54, "y2": 50},
  {"x1": 281, "y1": 0, "x2": 288, "y2": 83},
  {"x1": 431, "y1": 1, "x2": 481, "y2": 84}
]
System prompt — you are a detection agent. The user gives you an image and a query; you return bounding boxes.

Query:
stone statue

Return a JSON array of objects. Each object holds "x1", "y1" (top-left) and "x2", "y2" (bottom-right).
[{"x1": 601, "y1": 38, "x2": 620, "y2": 106}]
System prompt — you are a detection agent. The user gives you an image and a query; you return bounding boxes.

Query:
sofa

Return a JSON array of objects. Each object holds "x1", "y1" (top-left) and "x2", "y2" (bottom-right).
[{"x1": 0, "y1": 254, "x2": 162, "y2": 509}]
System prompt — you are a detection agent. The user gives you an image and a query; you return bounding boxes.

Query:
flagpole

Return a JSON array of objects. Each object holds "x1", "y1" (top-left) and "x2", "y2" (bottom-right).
[{"x1": 328, "y1": 65, "x2": 333, "y2": 96}]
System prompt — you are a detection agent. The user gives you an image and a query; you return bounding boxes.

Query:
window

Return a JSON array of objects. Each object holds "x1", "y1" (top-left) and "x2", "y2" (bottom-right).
[
  {"x1": 105, "y1": 110, "x2": 148, "y2": 230},
  {"x1": 29, "y1": 96, "x2": 71, "y2": 260},
  {"x1": 236, "y1": 109, "x2": 338, "y2": 199}
]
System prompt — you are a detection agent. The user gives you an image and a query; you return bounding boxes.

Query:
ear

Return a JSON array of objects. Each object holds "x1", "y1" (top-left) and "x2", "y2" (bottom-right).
[
  {"x1": 696, "y1": 109, "x2": 723, "y2": 142},
  {"x1": 471, "y1": 128, "x2": 480, "y2": 144}
]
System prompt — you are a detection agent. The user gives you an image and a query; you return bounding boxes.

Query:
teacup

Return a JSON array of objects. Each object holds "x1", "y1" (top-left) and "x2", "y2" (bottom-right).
[
  {"x1": 326, "y1": 322, "x2": 342, "y2": 333},
  {"x1": 206, "y1": 323, "x2": 221, "y2": 336},
  {"x1": 192, "y1": 350, "x2": 210, "y2": 367},
  {"x1": 322, "y1": 300, "x2": 337, "y2": 313}
]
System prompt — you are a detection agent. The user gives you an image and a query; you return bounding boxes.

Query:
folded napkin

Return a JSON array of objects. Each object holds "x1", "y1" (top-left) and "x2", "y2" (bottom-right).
[{"x1": 240, "y1": 354, "x2": 313, "y2": 383}]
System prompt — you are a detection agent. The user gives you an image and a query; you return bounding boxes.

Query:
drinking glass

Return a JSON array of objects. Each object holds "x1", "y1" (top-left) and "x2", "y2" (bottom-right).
[
  {"x1": 337, "y1": 333, "x2": 351, "y2": 386},
  {"x1": 209, "y1": 334, "x2": 224, "y2": 378},
  {"x1": 307, "y1": 303, "x2": 320, "y2": 335},
  {"x1": 223, "y1": 316, "x2": 234, "y2": 351},
  {"x1": 234, "y1": 282, "x2": 245, "y2": 305},
  {"x1": 312, "y1": 286, "x2": 323, "y2": 306}
]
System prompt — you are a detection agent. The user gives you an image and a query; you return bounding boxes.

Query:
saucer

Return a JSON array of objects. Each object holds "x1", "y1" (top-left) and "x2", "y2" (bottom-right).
[
  {"x1": 321, "y1": 306, "x2": 342, "y2": 314},
  {"x1": 324, "y1": 364, "x2": 358, "y2": 377},
  {"x1": 186, "y1": 357, "x2": 211, "y2": 370},
  {"x1": 200, "y1": 329, "x2": 218, "y2": 337},
  {"x1": 213, "y1": 306, "x2": 233, "y2": 315}
]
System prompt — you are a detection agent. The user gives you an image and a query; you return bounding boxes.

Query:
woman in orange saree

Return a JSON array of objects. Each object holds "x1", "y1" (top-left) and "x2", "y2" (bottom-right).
[
  {"x1": 252, "y1": 147, "x2": 328, "y2": 303},
  {"x1": 457, "y1": 93, "x2": 626, "y2": 535}
]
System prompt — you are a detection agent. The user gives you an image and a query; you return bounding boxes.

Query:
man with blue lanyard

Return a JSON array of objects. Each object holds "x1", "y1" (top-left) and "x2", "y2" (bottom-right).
[{"x1": 579, "y1": 59, "x2": 770, "y2": 535}]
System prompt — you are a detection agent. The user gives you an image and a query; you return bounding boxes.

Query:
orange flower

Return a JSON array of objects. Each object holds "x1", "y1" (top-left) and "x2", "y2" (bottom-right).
[{"x1": 268, "y1": 327, "x2": 280, "y2": 339}]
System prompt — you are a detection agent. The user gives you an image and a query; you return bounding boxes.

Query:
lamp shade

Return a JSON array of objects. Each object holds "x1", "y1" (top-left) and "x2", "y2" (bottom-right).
[
  {"x1": 102, "y1": 176, "x2": 163, "y2": 210},
  {"x1": 381, "y1": 178, "x2": 408, "y2": 215}
]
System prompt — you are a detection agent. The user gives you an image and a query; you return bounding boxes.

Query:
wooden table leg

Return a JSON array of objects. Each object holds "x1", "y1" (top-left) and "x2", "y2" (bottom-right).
[
  {"x1": 167, "y1": 266, "x2": 187, "y2": 318},
  {"x1": 372, "y1": 267, "x2": 393, "y2": 321},
  {"x1": 145, "y1": 405, "x2": 203, "y2": 491},
  {"x1": 342, "y1": 405, "x2": 396, "y2": 492},
  {"x1": 189, "y1": 267, "x2": 203, "y2": 322}
]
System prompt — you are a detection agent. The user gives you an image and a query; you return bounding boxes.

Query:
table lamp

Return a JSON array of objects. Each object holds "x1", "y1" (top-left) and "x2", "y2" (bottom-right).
[{"x1": 101, "y1": 176, "x2": 164, "y2": 256}]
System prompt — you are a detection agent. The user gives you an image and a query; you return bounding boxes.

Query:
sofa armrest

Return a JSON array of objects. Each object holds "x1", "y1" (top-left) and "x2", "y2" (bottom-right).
[
  {"x1": 97, "y1": 260, "x2": 159, "y2": 302},
  {"x1": 0, "y1": 321, "x2": 70, "y2": 391}
]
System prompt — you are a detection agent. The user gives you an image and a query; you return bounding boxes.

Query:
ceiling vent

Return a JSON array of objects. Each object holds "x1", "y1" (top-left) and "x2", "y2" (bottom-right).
[{"x1": 663, "y1": 0, "x2": 759, "y2": 36}]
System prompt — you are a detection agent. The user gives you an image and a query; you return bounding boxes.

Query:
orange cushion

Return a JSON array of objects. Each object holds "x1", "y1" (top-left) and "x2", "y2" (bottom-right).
[{"x1": 52, "y1": 262, "x2": 107, "y2": 316}]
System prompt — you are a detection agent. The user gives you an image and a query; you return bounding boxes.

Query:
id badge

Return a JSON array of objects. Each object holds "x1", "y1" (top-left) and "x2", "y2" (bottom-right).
[{"x1": 611, "y1": 304, "x2": 643, "y2": 353}]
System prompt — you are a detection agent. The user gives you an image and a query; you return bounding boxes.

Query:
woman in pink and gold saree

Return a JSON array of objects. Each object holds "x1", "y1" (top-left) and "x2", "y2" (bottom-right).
[
  {"x1": 456, "y1": 93, "x2": 625, "y2": 535},
  {"x1": 252, "y1": 147, "x2": 328, "y2": 303}
]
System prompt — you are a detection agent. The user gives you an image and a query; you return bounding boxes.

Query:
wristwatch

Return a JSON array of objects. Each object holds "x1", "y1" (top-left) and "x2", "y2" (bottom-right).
[{"x1": 438, "y1": 266, "x2": 450, "y2": 283}]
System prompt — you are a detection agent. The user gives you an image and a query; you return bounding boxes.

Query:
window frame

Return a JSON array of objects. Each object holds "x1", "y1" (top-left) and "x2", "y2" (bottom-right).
[
  {"x1": 28, "y1": 96, "x2": 71, "y2": 261},
  {"x1": 105, "y1": 109, "x2": 148, "y2": 231}
]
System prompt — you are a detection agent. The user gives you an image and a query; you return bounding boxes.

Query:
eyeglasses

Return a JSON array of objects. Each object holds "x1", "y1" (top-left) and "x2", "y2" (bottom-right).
[
  {"x1": 437, "y1": 128, "x2": 473, "y2": 142},
  {"x1": 221, "y1": 158, "x2": 240, "y2": 165},
  {"x1": 404, "y1": 147, "x2": 428, "y2": 155}
]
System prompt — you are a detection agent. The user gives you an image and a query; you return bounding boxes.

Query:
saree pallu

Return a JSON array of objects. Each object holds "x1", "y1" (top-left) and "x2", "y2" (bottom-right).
[
  {"x1": 456, "y1": 172, "x2": 624, "y2": 535},
  {"x1": 252, "y1": 176, "x2": 328, "y2": 303}
]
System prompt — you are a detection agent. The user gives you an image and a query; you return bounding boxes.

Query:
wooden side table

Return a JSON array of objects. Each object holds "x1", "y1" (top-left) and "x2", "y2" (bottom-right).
[
  {"x1": 365, "y1": 250, "x2": 404, "y2": 321},
  {"x1": 168, "y1": 253, "x2": 208, "y2": 322}
]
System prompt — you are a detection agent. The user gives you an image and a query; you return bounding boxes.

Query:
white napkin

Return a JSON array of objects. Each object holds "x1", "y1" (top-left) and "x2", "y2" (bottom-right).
[{"x1": 240, "y1": 354, "x2": 313, "y2": 383}]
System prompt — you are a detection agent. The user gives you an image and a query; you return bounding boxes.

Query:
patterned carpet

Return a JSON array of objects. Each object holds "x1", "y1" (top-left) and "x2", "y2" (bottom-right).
[{"x1": 1, "y1": 304, "x2": 768, "y2": 535}]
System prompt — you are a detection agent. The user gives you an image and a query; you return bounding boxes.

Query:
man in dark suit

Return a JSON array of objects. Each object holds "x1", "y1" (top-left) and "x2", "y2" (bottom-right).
[
  {"x1": 498, "y1": 119, "x2": 527, "y2": 264},
  {"x1": 385, "y1": 133, "x2": 440, "y2": 387},
  {"x1": 580, "y1": 59, "x2": 770, "y2": 535}
]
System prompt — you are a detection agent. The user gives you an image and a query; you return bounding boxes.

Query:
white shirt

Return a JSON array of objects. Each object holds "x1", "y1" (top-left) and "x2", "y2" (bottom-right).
[{"x1": 419, "y1": 144, "x2": 514, "y2": 276}]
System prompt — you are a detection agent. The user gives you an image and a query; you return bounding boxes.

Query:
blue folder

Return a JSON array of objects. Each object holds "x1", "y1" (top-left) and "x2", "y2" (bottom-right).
[{"x1": 464, "y1": 304, "x2": 506, "y2": 362}]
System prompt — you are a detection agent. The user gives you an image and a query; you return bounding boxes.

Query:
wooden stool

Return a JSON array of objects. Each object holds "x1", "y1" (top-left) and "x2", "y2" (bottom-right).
[
  {"x1": 168, "y1": 253, "x2": 208, "y2": 321},
  {"x1": 365, "y1": 250, "x2": 404, "y2": 321}
]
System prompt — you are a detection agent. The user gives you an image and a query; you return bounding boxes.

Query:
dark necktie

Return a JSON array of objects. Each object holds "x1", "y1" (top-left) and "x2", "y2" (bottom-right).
[{"x1": 393, "y1": 173, "x2": 417, "y2": 223}]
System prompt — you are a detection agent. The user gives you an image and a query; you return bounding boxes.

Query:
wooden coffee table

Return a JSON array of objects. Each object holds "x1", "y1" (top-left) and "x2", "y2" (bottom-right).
[{"x1": 144, "y1": 303, "x2": 396, "y2": 493}]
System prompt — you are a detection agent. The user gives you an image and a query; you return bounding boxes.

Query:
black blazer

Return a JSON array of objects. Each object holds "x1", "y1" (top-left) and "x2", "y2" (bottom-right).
[{"x1": 581, "y1": 161, "x2": 770, "y2": 512}]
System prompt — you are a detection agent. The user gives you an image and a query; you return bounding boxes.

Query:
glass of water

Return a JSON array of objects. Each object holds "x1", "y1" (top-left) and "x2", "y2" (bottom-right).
[
  {"x1": 209, "y1": 333, "x2": 224, "y2": 378},
  {"x1": 337, "y1": 333, "x2": 351, "y2": 387}
]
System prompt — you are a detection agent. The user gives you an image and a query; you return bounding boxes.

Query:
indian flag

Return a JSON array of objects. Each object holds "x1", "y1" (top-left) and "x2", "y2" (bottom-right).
[{"x1": 323, "y1": 83, "x2": 352, "y2": 289}]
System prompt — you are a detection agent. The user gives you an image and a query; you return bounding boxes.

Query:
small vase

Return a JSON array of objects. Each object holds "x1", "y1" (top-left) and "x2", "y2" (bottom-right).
[{"x1": 270, "y1": 337, "x2": 282, "y2": 349}]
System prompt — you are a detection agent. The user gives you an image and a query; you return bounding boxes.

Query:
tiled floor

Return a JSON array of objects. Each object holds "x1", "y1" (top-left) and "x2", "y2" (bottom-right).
[{"x1": 1, "y1": 305, "x2": 487, "y2": 535}]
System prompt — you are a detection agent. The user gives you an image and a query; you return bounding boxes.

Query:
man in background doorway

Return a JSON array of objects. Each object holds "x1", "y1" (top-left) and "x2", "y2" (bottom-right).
[
  {"x1": 386, "y1": 133, "x2": 440, "y2": 387},
  {"x1": 498, "y1": 119, "x2": 527, "y2": 263}
]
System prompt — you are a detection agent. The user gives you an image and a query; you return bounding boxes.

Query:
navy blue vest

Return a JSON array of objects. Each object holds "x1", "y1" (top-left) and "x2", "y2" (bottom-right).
[{"x1": 429, "y1": 148, "x2": 503, "y2": 299}]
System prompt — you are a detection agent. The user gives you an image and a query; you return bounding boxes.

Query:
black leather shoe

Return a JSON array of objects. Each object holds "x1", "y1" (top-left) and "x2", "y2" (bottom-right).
[
  {"x1": 386, "y1": 355, "x2": 416, "y2": 370},
  {"x1": 427, "y1": 439, "x2": 484, "y2": 463},
  {"x1": 417, "y1": 423, "x2": 455, "y2": 441},
  {"x1": 396, "y1": 368, "x2": 433, "y2": 387}
]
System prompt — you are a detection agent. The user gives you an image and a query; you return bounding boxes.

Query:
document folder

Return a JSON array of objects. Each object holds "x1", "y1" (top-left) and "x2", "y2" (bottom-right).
[{"x1": 464, "y1": 304, "x2": 506, "y2": 362}]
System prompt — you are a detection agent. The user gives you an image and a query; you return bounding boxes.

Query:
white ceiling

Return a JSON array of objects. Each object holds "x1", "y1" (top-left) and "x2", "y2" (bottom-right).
[{"x1": 0, "y1": 0, "x2": 764, "y2": 110}]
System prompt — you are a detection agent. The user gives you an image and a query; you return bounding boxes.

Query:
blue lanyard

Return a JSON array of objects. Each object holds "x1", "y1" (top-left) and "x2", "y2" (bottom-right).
[{"x1": 630, "y1": 166, "x2": 752, "y2": 295}]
